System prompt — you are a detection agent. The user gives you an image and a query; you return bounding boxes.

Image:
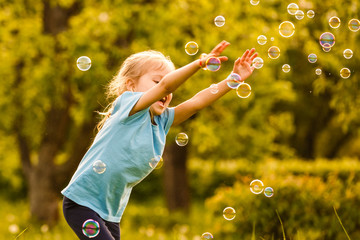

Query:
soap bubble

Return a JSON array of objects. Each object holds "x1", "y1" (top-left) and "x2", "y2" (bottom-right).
[
  {"x1": 340, "y1": 68, "x2": 351, "y2": 79},
  {"x1": 257, "y1": 35, "x2": 267, "y2": 45},
  {"x1": 264, "y1": 187, "x2": 274, "y2": 197},
  {"x1": 282, "y1": 64, "x2": 291, "y2": 73},
  {"x1": 322, "y1": 43, "x2": 332, "y2": 52},
  {"x1": 77, "y1": 56, "x2": 91, "y2": 71},
  {"x1": 250, "y1": 0, "x2": 260, "y2": 6},
  {"x1": 268, "y1": 46, "x2": 280, "y2": 59},
  {"x1": 329, "y1": 16, "x2": 341, "y2": 28},
  {"x1": 209, "y1": 83, "x2": 219, "y2": 94},
  {"x1": 93, "y1": 160, "x2": 106, "y2": 174},
  {"x1": 175, "y1": 132, "x2": 189, "y2": 146},
  {"x1": 295, "y1": 10, "x2": 304, "y2": 20},
  {"x1": 236, "y1": 83, "x2": 252, "y2": 99},
  {"x1": 226, "y1": 73, "x2": 242, "y2": 89},
  {"x1": 307, "y1": 10, "x2": 315, "y2": 18},
  {"x1": 223, "y1": 207, "x2": 236, "y2": 220},
  {"x1": 185, "y1": 41, "x2": 199, "y2": 55},
  {"x1": 201, "y1": 232, "x2": 214, "y2": 240},
  {"x1": 315, "y1": 68, "x2": 322, "y2": 75},
  {"x1": 82, "y1": 219, "x2": 100, "y2": 238},
  {"x1": 308, "y1": 53, "x2": 317, "y2": 63},
  {"x1": 214, "y1": 15, "x2": 225, "y2": 27},
  {"x1": 279, "y1": 21, "x2": 295, "y2": 38},
  {"x1": 348, "y1": 19, "x2": 360, "y2": 32},
  {"x1": 250, "y1": 179, "x2": 264, "y2": 194},
  {"x1": 252, "y1": 57, "x2": 264, "y2": 69},
  {"x1": 206, "y1": 57, "x2": 221, "y2": 71},
  {"x1": 319, "y1": 32, "x2": 335, "y2": 48},
  {"x1": 287, "y1": 3, "x2": 299, "y2": 15},
  {"x1": 343, "y1": 49, "x2": 353, "y2": 59},
  {"x1": 149, "y1": 155, "x2": 163, "y2": 169},
  {"x1": 270, "y1": 37, "x2": 275, "y2": 41}
]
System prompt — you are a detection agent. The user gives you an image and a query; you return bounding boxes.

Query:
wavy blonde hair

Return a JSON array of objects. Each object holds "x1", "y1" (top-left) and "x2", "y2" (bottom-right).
[{"x1": 97, "y1": 50, "x2": 175, "y2": 130}]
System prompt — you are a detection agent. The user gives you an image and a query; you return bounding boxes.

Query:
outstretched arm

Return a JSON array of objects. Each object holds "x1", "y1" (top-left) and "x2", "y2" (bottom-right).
[
  {"x1": 129, "y1": 41, "x2": 230, "y2": 116},
  {"x1": 172, "y1": 48, "x2": 257, "y2": 126}
]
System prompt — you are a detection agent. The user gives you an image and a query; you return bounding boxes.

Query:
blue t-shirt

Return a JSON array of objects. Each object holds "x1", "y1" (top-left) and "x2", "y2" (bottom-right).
[{"x1": 62, "y1": 91, "x2": 175, "y2": 222}]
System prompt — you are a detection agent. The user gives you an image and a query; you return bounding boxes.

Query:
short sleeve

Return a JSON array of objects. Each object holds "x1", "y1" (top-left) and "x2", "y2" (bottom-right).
[
  {"x1": 111, "y1": 91, "x2": 148, "y2": 122},
  {"x1": 157, "y1": 107, "x2": 175, "y2": 134}
]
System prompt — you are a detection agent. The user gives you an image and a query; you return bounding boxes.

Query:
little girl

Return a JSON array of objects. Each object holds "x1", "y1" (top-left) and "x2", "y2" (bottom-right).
[{"x1": 62, "y1": 40, "x2": 257, "y2": 240}]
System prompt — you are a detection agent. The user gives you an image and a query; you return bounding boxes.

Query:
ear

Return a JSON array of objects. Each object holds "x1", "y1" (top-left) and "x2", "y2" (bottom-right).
[{"x1": 125, "y1": 79, "x2": 135, "y2": 92}]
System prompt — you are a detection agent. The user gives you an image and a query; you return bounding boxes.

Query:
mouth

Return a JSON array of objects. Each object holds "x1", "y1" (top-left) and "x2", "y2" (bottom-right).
[{"x1": 157, "y1": 96, "x2": 167, "y2": 107}]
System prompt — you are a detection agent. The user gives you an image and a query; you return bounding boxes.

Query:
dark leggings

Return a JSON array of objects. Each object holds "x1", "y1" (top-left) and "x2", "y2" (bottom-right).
[{"x1": 63, "y1": 197, "x2": 120, "y2": 240}]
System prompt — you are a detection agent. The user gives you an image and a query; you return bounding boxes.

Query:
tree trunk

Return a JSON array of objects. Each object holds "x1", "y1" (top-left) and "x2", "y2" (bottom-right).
[{"x1": 163, "y1": 142, "x2": 190, "y2": 212}]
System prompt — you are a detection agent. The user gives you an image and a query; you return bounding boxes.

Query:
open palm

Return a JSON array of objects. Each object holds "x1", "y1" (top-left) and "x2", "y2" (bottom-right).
[{"x1": 233, "y1": 48, "x2": 258, "y2": 81}]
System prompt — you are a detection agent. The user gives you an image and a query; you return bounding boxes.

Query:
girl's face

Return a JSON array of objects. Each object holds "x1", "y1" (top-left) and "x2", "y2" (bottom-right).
[{"x1": 134, "y1": 69, "x2": 173, "y2": 116}]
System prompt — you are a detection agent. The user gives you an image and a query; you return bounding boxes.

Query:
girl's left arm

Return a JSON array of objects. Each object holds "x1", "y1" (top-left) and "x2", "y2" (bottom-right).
[{"x1": 172, "y1": 48, "x2": 257, "y2": 126}]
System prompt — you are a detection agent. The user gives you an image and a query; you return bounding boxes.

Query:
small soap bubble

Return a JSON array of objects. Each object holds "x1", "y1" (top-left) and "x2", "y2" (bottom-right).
[
  {"x1": 264, "y1": 187, "x2": 274, "y2": 197},
  {"x1": 206, "y1": 57, "x2": 221, "y2": 71},
  {"x1": 201, "y1": 232, "x2": 214, "y2": 240},
  {"x1": 268, "y1": 46, "x2": 280, "y2": 59},
  {"x1": 257, "y1": 35, "x2": 267, "y2": 45},
  {"x1": 250, "y1": 179, "x2": 264, "y2": 194},
  {"x1": 149, "y1": 155, "x2": 163, "y2": 169},
  {"x1": 315, "y1": 68, "x2": 322, "y2": 75},
  {"x1": 329, "y1": 16, "x2": 341, "y2": 28},
  {"x1": 348, "y1": 19, "x2": 360, "y2": 32},
  {"x1": 270, "y1": 37, "x2": 275, "y2": 41},
  {"x1": 214, "y1": 15, "x2": 225, "y2": 27},
  {"x1": 223, "y1": 207, "x2": 236, "y2": 221},
  {"x1": 252, "y1": 57, "x2": 264, "y2": 69},
  {"x1": 93, "y1": 160, "x2": 106, "y2": 174},
  {"x1": 279, "y1": 21, "x2": 295, "y2": 38},
  {"x1": 77, "y1": 56, "x2": 91, "y2": 71},
  {"x1": 308, "y1": 53, "x2": 317, "y2": 63},
  {"x1": 82, "y1": 219, "x2": 100, "y2": 238},
  {"x1": 282, "y1": 64, "x2": 291, "y2": 73},
  {"x1": 209, "y1": 83, "x2": 219, "y2": 94},
  {"x1": 175, "y1": 132, "x2": 189, "y2": 146},
  {"x1": 287, "y1": 3, "x2": 299, "y2": 15},
  {"x1": 322, "y1": 43, "x2": 332, "y2": 52},
  {"x1": 319, "y1": 32, "x2": 335, "y2": 48},
  {"x1": 343, "y1": 49, "x2": 353, "y2": 59},
  {"x1": 250, "y1": 0, "x2": 260, "y2": 6},
  {"x1": 340, "y1": 68, "x2": 351, "y2": 79},
  {"x1": 185, "y1": 41, "x2": 199, "y2": 55},
  {"x1": 227, "y1": 73, "x2": 242, "y2": 89},
  {"x1": 307, "y1": 10, "x2": 315, "y2": 18},
  {"x1": 295, "y1": 10, "x2": 304, "y2": 20},
  {"x1": 236, "y1": 83, "x2": 252, "y2": 99}
]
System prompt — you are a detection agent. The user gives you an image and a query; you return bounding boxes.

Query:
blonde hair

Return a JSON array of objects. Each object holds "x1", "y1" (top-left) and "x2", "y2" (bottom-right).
[{"x1": 97, "y1": 50, "x2": 175, "y2": 131}]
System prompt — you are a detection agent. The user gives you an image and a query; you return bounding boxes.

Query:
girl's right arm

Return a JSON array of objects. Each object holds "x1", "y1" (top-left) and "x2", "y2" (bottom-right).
[{"x1": 129, "y1": 41, "x2": 230, "y2": 116}]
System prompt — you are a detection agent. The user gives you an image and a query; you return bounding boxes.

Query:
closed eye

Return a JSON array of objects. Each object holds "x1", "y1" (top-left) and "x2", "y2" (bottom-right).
[{"x1": 153, "y1": 80, "x2": 160, "y2": 84}]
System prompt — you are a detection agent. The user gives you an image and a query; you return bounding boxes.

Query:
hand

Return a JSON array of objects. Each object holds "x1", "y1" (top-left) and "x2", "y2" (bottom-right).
[
  {"x1": 199, "y1": 40, "x2": 230, "y2": 68},
  {"x1": 233, "y1": 48, "x2": 258, "y2": 81}
]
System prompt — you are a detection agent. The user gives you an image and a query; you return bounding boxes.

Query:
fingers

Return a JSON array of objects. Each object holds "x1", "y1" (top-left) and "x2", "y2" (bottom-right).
[
  {"x1": 211, "y1": 40, "x2": 230, "y2": 55},
  {"x1": 218, "y1": 56, "x2": 228, "y2": 62}
]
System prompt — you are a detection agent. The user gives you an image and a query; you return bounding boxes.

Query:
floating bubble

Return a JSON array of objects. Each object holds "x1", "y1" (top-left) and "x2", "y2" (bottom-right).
[
  {"x1": 252, "y1": 57, "x2": 264, "y2": 69},
  {"x1": 223, "y1": 207, "x2": 236, "y2": 221},
  {"x1": 270, "y1": 37, "x2": 275, "y2": 41},
  {"x1": 236, "y1": 83, "x2": 252, "y2": 99},
  {"x1": 343, "y1": 49, "x2": 353, "y2": 59},
  {"x1": 268, "y1": 46, "x2": 280, "y2": 59},
  {"x1": 257, "y1": 35, "x2": 267, "y2": 45},
  {"x1": 226, "y1": 73, "x2": 242, "y2": 89},
  {"x1": 322, "y1": 43, "x2": 332, "y2": 52},
  {"x1": 250, "y1": 179, "x2": 264, "y2": 194},
  {"x1": 82, "y1": 219, "x2": 100, "y2": 238},
  {"x1": 340, "y1": 68, "x2": 351, "y2": 79},
  {"x1": 206, "y1": 57, "x2": 221, "y2": 71},
  {"x1": 149, "y1": 155, "x2": 163, "y2": 169},
  {"x1": 201, "y1": 232, "x2": 214, "y2": 240},
  {"x1": 209, "y1": 83, "x2": 219, "y2": 94},
  {"x1": 348, "y1": 19, "x2": 360, "y2": 32},
  {"x1": 287, "y1": 3, "x2": 299, "y2": 15},
  {"x1": 250, "y1": 0, "x2": 260, "y2": 6},
  {"x1": 93, "y1": 160, "x2": 106, "y2": 174},
  {"x1": 214, "y1": 15, "x2": 225, "y2": 27},
  {"x1": 295, "y1": 10, "x2": 304, "y2": 20},
  {"x1": 175, "y1": 132, "x2": 189, "y2": 146},
  {"x1": 185, "y1": 41, "x2": 199, "y2": 55},
  {"x1": 307, "y1": 10, "x2": 315, "y2": 18},
  {"x1": 319, "y1": 32, "x2": 335, "y2": 48},
  {"x1": 264, "y1": 187, "x2": 274, "y2": 197},
  {"x1": 282, "y1": 64, "x2": 291, "y2": 73},
  {"x1": 315, "y1": 68, "x2": 322, "y2": 75},
  {"x1": 308, "y1": 53, "x2": 317, "y2": 63},
  {"x1": 329, "y1": 16, "x2": 341, "y2": 28},
  {"x1": 279, "y1": 21, "x2": 295, "y2": 38},
  {"x1": 77, "y1": 56, "x2": 91, "y2": 71}
]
